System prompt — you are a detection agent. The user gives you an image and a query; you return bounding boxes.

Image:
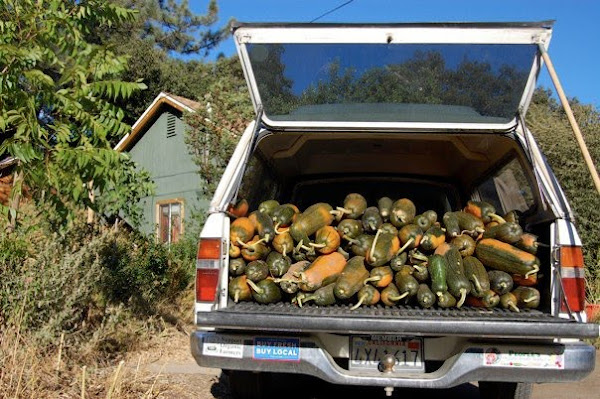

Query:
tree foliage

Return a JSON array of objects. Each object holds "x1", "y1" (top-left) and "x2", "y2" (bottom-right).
[
  {"x1": 99, "y1": 0, "x2": 234, "y2": 125},
  {"x1": 527, "y1": 89, "x2": 600, "y2": 301},
  {"x1": 0, "y1": 0, "x2": 153, "y2": 227},
  {"x1": 184, "y1": 56, "x2": 253, "y2": 201}
]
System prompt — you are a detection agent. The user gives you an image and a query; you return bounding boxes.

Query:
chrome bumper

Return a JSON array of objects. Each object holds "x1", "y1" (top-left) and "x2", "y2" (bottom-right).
[{"x1": 190, "y1": 331, "x2": 595, "y2": 388}]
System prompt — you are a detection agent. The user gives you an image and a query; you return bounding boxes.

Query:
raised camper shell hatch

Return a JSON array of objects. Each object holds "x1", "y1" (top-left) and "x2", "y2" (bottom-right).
[{"x1": 233, "y1": 21, "x2": 553, "y2": 132}]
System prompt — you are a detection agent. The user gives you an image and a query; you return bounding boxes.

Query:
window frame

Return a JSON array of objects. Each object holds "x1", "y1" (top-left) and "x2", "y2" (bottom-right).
[{"x1": 156, "y1": 198, "x2": 185, "y2": 244}]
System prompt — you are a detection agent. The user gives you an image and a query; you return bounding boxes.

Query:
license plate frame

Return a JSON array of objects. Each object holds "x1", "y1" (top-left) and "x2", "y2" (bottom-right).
[{"x1": 349, "y1": 335, "x2": 424, "y2": 373}]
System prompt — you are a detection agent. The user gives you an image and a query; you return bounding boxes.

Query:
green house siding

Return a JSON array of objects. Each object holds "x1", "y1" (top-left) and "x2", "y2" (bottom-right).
[{"x1": 127, "y1": 108, "x2": 207, "y2": 237}]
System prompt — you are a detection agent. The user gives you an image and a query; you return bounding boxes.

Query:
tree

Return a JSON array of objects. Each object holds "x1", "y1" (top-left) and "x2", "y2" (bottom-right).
[
  {"x1": 0, "y1": 0, "x2": 153, "y2": 229},
  {"x1": 97, "y1": 0, "x2": 235, "y2": 126}
]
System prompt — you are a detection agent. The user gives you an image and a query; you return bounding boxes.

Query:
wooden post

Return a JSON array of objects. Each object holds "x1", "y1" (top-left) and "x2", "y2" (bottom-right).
[
  {"x1": 7, "y1": 167, "x2": 23, "y2": 233},
  {"x1": 86, "y1": 180, "x2": 94, "y2": 224},
  {"x1": 539, "y1": 44, "x2": 600, "y2": 195}
]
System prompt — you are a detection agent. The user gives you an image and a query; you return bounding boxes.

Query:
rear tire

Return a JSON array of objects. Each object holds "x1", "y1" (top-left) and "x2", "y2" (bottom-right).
[
  {"x1": 478, "y1": 381, "x2": 533, "y2": 399},
  {"x1": 226, "y1": 370, "x2": 272, "y2": 399}
]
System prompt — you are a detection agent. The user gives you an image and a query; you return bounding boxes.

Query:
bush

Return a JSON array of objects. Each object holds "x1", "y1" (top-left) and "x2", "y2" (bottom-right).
[
  {"x1": 528, "y1": 89, "x2": 600, "y2": 302},
  {"x1": 0, "y1": 203, "x2": 196, "y2": 351}
]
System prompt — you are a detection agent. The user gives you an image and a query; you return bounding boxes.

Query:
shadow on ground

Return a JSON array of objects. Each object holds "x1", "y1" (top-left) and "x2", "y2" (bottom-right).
[{"x1": 211, "y1": 372, "x2": 480, "y2": 399}]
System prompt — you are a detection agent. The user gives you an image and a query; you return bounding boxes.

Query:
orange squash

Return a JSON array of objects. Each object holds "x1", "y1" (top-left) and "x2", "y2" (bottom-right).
[
  {"x1": 227, "y1": 198, "x2": 249, "y2": 218},
  {"x1": 311, "y1": 226, "x2": 341, "y2": 254},
  {"x1": 230, "y1": 217, "x2": 255, "y2": 246},
  {"x1": 298, "y1": 252, "x2": 347, "y2": 292}
]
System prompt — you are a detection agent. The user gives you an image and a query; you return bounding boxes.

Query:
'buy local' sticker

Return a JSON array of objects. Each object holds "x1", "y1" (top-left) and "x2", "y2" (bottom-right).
[{"x1": 253, "y1": 337, "x2": 300, "y2": 362}]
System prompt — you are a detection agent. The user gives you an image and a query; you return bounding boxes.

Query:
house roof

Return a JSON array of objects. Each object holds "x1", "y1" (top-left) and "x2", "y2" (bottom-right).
[{"x1": 115, "y1": 92, "x2": 201, "y2": 152}]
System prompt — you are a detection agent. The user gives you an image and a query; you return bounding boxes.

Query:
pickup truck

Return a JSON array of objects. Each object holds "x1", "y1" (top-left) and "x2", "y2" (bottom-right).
[{"x1": 190, "y1": 22, "x2": 599, "y2": 399}]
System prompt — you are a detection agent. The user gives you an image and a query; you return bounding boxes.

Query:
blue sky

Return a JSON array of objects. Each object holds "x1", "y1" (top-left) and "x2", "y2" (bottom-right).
[{"x1": 190, "y1": 0, "x2": 600, "y2": 107}]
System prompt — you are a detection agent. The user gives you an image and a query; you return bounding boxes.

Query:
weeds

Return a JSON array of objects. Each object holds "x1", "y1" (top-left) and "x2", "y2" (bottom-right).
[{"x1": 0, "y1": 202, "x2": 196, "y2": 397}]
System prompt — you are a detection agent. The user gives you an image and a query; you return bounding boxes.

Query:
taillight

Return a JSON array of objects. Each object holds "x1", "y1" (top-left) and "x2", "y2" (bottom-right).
[
  {"x1": 559, "y1": 246, "x2": 586, "y2": 313},
  {"x1": 196, "y1": 238, "x2": 222, "y2": 302}
]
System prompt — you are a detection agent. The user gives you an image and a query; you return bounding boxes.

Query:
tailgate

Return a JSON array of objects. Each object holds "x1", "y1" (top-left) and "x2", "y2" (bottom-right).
[{"x1": 196, "y1": 302, "x2": 600, "y2": 339}]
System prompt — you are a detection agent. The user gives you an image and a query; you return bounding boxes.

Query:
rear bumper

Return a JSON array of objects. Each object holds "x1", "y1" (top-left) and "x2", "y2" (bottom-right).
[{"x1": 190, "y1": 331, "x2": 596, "y2": 388}]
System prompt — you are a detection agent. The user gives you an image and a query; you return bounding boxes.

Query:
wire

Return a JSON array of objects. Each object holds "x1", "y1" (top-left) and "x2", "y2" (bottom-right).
[{"x1": 309, "y1": 0, "x2": 355, "y2": 23}]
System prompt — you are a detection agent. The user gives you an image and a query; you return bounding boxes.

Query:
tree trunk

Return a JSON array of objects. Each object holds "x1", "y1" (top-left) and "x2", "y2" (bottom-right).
[{"x1": 86, "y1": 180, "x2": 95, "y2": 225}]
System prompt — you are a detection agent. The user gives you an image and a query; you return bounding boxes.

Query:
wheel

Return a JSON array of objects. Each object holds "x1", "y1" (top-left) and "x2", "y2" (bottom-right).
[
  {"x1": 478, "y1": 381, "x2": 533, "y2": 399},
  {"x1": 226, "y1": 370, "x2": 273, "y2": 399}
]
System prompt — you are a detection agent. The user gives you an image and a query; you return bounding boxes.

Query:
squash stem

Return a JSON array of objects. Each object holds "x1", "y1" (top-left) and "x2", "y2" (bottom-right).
[
  {"x1": 309, "y1": 242, "x2": 327, "y2": 248},
  {"x1": 410, "y1": 252, "x2": 429, "y2": 263},
  {"x1": 368, "y1": 229, "x2": 382, "y2": 264},
  {"x1": 246, "y1": 279, "x2": 263, "y2": 294},
  {"x1": 472, "y1": 275, "x2": 483, "y2": 293},
  {"x1": 336, "y1": 206, "x2": 352, "y2": 215},
  {"x1": 388, "y1": 292, "x2": 409, "y2": 301},
  {"x1": 282, "y1": 244, "x2": 288, "y2": 258},
  {"x1": 509, "y1": 303, "x2": 520, "y2": 312},
  {"x1": 457, "y1": 288, "x2": 467, "y2": 308},
  {"x1": 523, "y1": 296, "x2": 536, "y2": 303},
  {"x1": 524, "y1": 265, "x2": 540, "y2": 279},
  {"x1": 396, "y1": 238, "x2": 414, "y2": 256},
  {"x1": 413, "y1": 264, "x2": 427, "y2": 273},
  {"x1": 234, "y1": 291, "x2": 239, "y2": 303},
  {"x1": 363, "y1": 276, "x2": 381, "y2": 286},
  {"x1": 489, "y1": 213, "x2": 507, "y2": 224},
  {"x1": 350, "y1": 295, "x2": 366, "y2": 310}
]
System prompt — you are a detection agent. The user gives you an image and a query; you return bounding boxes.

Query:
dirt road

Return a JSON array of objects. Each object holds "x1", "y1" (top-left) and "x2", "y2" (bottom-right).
[{"x1": 141, "y1": 331, "x2": 598, "y2": 399}]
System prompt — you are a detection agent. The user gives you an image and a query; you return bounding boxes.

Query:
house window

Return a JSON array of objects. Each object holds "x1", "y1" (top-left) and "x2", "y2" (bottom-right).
[{"x1": 157, "y1": 200, "x2": 183, "y2": 244}]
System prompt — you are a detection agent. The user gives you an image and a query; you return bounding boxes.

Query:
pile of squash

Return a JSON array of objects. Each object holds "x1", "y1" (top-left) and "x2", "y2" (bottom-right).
[{"x1": 226, "y1": 194, "x2": 542, "y2": 311}]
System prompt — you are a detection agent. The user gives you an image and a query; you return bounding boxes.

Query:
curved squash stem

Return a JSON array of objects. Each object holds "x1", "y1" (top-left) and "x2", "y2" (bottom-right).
[
  {"x1": 330, "y1": 209, "x2": 344, "y2": 221},
  {"x1": 246, "y1": 279, "x2": 263, "y2": 295},
  {"x1": 282, "y1": 244, "x2": 288, "y2": 258},
  {"x1": 274, "y1": 277, "x2": 296, "y2": 284},
  {"x1": 457, "y1": 288, "x2": 467, "y2": 308},
  {"x1": 509, "y1": 303, "x2": 520, "y2": 312},
  {"x1": 337, "y1": 246, "x2": 350, "y2": 260},
  {"x1": 363, "y1": 276, "x2": 381, "y2": 286},
  {"x1": 337, "y1": 206, "x2": 352, "y2": 215},
  {"x1": 234, "y1": 291, "x2": 239, "y2": 303},
  {"x1": 309, "y1": 242, "x2": 327, "y2": 248},
  {"x1": 274, "y1": 223, "x2": 290, "y2": 235},
  {"x1": 523, "y1": 296, "x2": 536, "y2": 303},
  {"x1": 489, "y1": 213, "x2": 507, "y2": 224},
  {"x1": 411, "y1": 252, "x2": 429, "y2": 263},
  {"x1": 524, "y1": 265, "x2": 540, "y2": 279},
  {"x1": 369, "y1": 221, "x2": 377, "y2": 232},
  {"x1": 368, "y1": 229, "x2": 382, "y2": 263},
  {"x1": 350, "y1": 295, "x2": 366, "y2": 311},
  {"x1": 472, "y1": 275, "x2": 483, "y2": 293},
  {"x1": 238, "y1": 237, "x2": 266, "y2": 249},
  {"x1": 413, "y1": 264, "x2": 427, "y2": 274},
  {"x1": 388, "y1": 292, "x2": 409, "y2": 301},
  {"x1": 396, "y1": 238, "x2": 414, "y2": 256},
  {"x1": 295, "y1": 241, "x2": 304, "y2": 252},
  {"x1": 344, "y1": 236, "x2": 358, "y2": 245}
]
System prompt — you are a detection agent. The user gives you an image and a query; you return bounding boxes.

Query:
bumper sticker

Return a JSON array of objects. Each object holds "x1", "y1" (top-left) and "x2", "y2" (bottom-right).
[
  {"x1": 253, "y1": 337, "x2": 300, "y2": 362},
  {"x1": 202, "y1": 334, "x2": 244, "y2": 359},
  {"x1": 483, "y1": 347, "x2": 564, "y2": 369}
]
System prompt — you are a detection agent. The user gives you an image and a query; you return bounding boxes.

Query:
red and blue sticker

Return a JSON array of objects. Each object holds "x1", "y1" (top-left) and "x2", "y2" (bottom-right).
[{"x1": 253, "y1": 337, "x2": 300, "y2": 362}]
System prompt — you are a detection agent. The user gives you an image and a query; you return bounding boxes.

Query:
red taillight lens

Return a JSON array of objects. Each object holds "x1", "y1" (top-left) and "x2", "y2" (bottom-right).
[
  {"x1": 196, "y1": 268, "x2": 220, "y2": 302},
  {"x1": 196, "y1": 238, "x2": 221, "y2": 303},
  {"x1": 560, "y1": 246, "x2": 585, "y2": 313}
]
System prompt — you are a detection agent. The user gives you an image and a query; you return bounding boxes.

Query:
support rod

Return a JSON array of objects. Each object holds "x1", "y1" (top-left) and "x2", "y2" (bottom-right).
[{"x1": 538, "y1": 43, "x2": 600, "y2": 195}]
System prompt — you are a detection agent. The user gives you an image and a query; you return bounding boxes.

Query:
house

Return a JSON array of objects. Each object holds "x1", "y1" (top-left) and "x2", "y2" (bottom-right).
[{"x1": 115, "y1": 92, "x2": 206, "y2": 243}]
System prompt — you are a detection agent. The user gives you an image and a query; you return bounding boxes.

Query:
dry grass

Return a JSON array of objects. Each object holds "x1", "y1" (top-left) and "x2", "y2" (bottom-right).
[{"x1": 0, "y1": 285, "x2": 196, "y2": 399}]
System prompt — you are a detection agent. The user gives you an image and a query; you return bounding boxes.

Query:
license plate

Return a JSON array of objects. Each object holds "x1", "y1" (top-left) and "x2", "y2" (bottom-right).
[{"x1": 350, "y1": 335, "x2": 424, "y2": 373}]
